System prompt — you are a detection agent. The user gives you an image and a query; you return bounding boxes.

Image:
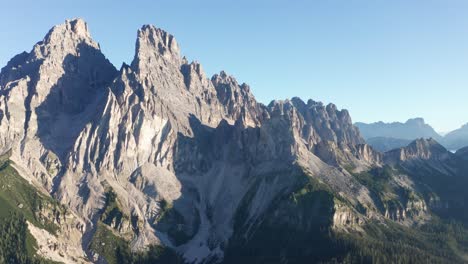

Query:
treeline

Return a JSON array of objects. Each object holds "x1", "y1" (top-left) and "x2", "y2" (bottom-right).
[
  {"x1": 0, "y1": 213, "x2": 48, "y2": 264},
  {"x1": 114, "y1": 244, "x2": 183, "y2": 264}
]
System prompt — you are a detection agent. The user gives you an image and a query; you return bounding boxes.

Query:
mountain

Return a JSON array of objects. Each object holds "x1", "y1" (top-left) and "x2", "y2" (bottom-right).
[
  {"x1": 355, "y1": 118, "x2": 445, "y2": 152},
  {"x1": 442, "y1": 123, "x2": 468, "y2": 150},
  {"x1": 355, "y1": 118, "x2": 442, "y2": 141},
  {"x1": 383, "y1": 138, "x2": 452, "y2": 164},
  {"x1": 1, "y1": 19, "x2": 468, "y2": 264},
  {"x1": 365, "y1": 137, "x2": 413, "y2": 152},
  {"x1": 356, "y1": 119, "x2": 468, "y2": 152}
]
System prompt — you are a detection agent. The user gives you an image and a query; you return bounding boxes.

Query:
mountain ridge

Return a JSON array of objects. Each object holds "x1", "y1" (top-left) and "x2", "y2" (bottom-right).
[
  {"x1": 0, "y1": 18, "x2": 468, "y2": 264},
  {"x1": 356, "y1": 118, "x2": 468, "y2": 151}
]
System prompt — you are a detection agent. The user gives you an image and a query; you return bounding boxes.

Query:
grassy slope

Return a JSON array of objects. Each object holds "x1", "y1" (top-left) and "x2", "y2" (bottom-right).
[
  {"x1": 89, "y1": 189, "x2": 183, "y2": 264},
  {"x1": 224, "y1": 168, "x2": 468, "y2": 264},
  {"x1": 89, "y1": 222, "x2": 183, "y2": 264},
  {"x1": 0, "y1": 155, "x2": 61, "y2": 264}
]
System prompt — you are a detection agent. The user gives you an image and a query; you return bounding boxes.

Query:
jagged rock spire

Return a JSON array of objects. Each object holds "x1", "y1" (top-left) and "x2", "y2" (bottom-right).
[
  {"x1": 32, "y1": 18, "x2": 98, "y2": 60},
  {"x1": 132, "y1": 25, "x2": 182, "y2": 75},
  {"x1": 211, "y1": 70, "x2": 267, "y2": 127}
]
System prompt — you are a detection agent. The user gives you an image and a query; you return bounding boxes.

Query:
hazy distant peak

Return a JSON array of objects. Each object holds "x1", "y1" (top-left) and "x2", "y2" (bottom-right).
[
  {"x1": 405, "y1": 117, "x2": 426, "y2": 126},
  {"x1": 355, "y1": 118, "x2": 441, "y2": 141},
  {"x1": 442, "y1": 122, "x2": 468, "y2": 150}
]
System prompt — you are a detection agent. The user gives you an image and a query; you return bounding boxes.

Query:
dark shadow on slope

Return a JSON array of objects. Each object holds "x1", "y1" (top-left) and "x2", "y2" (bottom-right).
[
  {"x1": 153, "y1": 113, "x2": 468, "y2": 264},
  {"x1": 154, "y1": 116, "x2": 219, "y2": 248},
  {"x1": 398, "y1": 156, "x2": 468, "y2": 223},
  {"x1": 154, "y1": 114, "x2": 344, "y2": 263},
  {"x1": 0, "y1": 51, "x2": 44, "y2": 152},
  {"x1": 34, "y1": 42, "x2": 117, "y2": 192}
]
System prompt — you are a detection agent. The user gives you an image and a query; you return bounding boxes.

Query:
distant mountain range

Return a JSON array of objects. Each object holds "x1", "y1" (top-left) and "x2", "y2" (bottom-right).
[
  {"x1": 443, "y1": 123, "x2": 468, "y2": 150},
  {"x1": 355, "y1": 118, "x2": 468, "y2": 152},
  {"x1": 365, "y1": 137, "x2": 413, "y2": 152}
]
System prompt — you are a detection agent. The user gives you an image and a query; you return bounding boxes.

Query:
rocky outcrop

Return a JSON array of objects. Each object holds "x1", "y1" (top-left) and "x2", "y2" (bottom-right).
[
  {"x1": 266, "y1": 98, "x2": 372, "y2": 168},
  {"x1": 383, "y1": 197, "x2": 428, "y2": 223},
  {"x1": 332, "y1": 203, "x2": 365, "y2": 230},
  {"x1": 212, "y1": 71, "x2": 268, "y2": 127},
  {"x1": 28, "y1": 221, "x2": 90, "y2": 264},
  {"x1": 354, "y1": 144, "x2": 383, "y2": 165},
  {"x1": 384, "y1": 138, "x2": 451, "y2": 164}
]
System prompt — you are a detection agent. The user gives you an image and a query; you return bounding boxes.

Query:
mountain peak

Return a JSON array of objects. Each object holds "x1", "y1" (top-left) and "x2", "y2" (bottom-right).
[
  {"x1": 409, "y1": 137, "x2": 442, "y2": 149},
  {"x1": 65, "y1": 18, "x2": 89, "y2": 36},
  {"x1": 355, "y1": 118, "x2": 442, "y2": 142},
  {"x1": 385, "y1": 138, "x2": 450, "y2": 163},
  {"x1": 29, "y1": 18, "x2": 99, "y2": 62},
  {"x1": 406, "y1": 118, "x2": 426, "y2": 126},
  {"x1": 43, "y1": 18, "x2": 92, "y2": 44},
  {"x1": 211, "y1": 71, "x2": 236, "y2": 85},
  {"x1": 132, "y1": 24, "x2": 181, "y2": 71}
]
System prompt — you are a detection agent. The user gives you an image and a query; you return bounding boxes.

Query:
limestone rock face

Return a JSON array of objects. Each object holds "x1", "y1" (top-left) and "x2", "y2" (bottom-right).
[
  {"x1": 384, "y1": 138, "x2": 452, "y2": 164},
  {"x1": 0, "y1": 18, "x2": 117, "y2": 190},
  {"x1": 129, "y1": 24, "x2": 227, "y2": 131},
  {"x1": 0, "y1": 19, "x2": 117, "y2": 262},
  {"x1": 212, "y1": 71, "x2": 268, "y2": 127},
  {"x1": 332, "y1": 203, "x2": 365, "y2": 230},
  {"x1": 266, "y1": 97, "x2": 374, "y2": 168}
]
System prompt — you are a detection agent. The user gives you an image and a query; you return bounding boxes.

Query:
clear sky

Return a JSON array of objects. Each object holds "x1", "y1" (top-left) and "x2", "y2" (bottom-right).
[{"x1": 1, "y1": 0, "x2": 467, "y2": 132}]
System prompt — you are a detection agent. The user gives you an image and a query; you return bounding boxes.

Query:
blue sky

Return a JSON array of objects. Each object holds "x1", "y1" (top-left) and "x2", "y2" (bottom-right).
[{"x1": 1, "y1": 0, "x2": 468, "y2": 132}]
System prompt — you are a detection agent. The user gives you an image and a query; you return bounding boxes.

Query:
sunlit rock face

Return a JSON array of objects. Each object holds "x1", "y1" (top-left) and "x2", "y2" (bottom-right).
[{"x1": 0, "y1": 18, "x2": 117, "y2": 190}]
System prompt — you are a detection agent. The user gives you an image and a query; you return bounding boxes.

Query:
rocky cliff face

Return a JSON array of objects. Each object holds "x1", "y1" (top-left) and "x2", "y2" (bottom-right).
[
  {"x1": 0, "y1": 19, "x2": 117, "y2": 191},
  {"x1": 267, "y1": 98, "x2": 376, "y2": 168},
  {"x1": 212, "y1": 71, "x2": 268, "y2": 127},
  {"x1": 1, "y1": 19, "x2": 467, "y2": 264},
  {"x1": 384, "y1": 138, "x2": 452, "y2": 164}
]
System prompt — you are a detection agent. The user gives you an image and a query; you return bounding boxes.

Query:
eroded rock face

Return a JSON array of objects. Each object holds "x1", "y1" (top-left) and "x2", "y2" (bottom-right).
[
  {"x1": 212, "y1": 71, "x2": 268, "y2": 127},
  {"x1": 383, "y1": 197, "x2": 428, "y2": 223},
  {"x1": 0, "y1": 18, "x2": 117, "y2": 191},
  {"x1": 332, "y1": 203, "x2": 365, "y2": 229},
  {"x1": 384, "y1": 138, "x2": 452, "y2": 164},
  {"x1": 266, "y1": 98, "x2": 376, "y2": 168}
]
